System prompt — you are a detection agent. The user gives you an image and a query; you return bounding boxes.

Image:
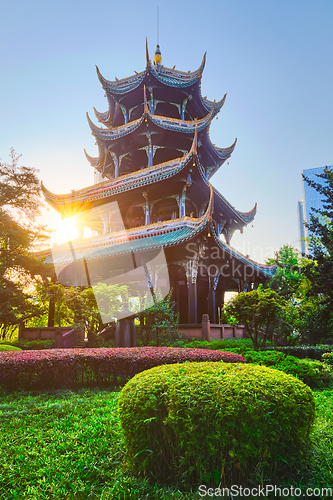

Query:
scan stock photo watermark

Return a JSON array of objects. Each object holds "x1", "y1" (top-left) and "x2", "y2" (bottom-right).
[{"x1": 198, "y1": 484, "x2": 333, "y2": 498}]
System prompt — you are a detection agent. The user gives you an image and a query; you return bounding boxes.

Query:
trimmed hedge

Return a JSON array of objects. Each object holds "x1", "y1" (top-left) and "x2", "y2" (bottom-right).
[
  {"x1": 242, "y1": 350, "x2": 332, "y2": 388},
  {"x1": 263, "y1": 345, "x2": 333, "y2": 360},
  {"x1": 0, "y1": 339, "x2": 55, "y2": 350},
  {"x1": 180, "y1": 342, "x2": 333, "y2": 388},
  {"x1": 0, "y1": 347, "x2": 246, "y2": 391},
  {"x1": 119, "y1": 362, "x2": 315, "y2": 486},
  {"x1": 177, "y1": 338, "x2": 254, "y2": 354},
  {"x1": 0, "y1": 345, "x2": 21, "y2": 352}
]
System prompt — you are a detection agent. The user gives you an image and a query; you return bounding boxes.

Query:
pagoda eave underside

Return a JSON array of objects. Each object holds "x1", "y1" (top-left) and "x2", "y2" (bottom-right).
[
  {"x1": 97, "y1": 72, "x2": 217, "y2": 125},
  {"x1": 41, "y1": 215, "x2": 275, "y2": 283},
  {"x1": 42, "y1": 152, "x2": 256, "y2": 229},
  {"x1": 86, "y1": 114, "x2": 234, "y2": 180}
]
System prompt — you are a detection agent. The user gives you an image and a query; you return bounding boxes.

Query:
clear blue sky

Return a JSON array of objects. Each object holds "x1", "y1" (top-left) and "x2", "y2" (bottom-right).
[{"x1": 1, "y1": 0, "x2": 332, "y2": 262}]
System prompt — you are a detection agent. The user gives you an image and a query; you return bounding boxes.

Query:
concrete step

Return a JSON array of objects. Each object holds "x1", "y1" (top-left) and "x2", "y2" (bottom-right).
[{"x1": 70, "y1": 339, "x2": 88, "y2": 348}]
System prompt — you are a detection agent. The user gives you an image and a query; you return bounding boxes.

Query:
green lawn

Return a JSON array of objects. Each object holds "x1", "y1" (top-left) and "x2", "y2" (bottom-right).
[{"x1": 0, "y1": 387, "x2": 332, "y2": 499}]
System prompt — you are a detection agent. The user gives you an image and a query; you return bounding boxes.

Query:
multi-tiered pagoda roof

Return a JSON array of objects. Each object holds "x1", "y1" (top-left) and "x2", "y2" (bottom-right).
[{"x1": 41, "y1": 42, "x2": 275, "y2": 324}]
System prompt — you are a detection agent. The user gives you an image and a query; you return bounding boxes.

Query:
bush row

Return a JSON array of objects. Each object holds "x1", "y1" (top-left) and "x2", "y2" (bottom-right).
[
  {"x1": 0, "y1": 339, "x2": 55, "y2": 350},
  {"x1": 0, "y1": 345, "x2": 22, "y2": 352},
  {"x1": 0, "y1": 347, "x2": 246, "y2": 391},
  {"x1": 175, "y1": 340, "x2": 333, "y2": 388},
  {"x1": 177, "y1": 338, "x2": 254, "y2": 354},
  {"x1": 262, "y1": 345, "x2": 333, "y2": 360},
  {"x1": 243, "y1": 350, "x2": 332, "y2": 388}
]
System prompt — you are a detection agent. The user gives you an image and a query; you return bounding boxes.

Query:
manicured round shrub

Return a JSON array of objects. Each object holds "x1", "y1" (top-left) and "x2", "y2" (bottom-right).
[
  {"x1": 119, "y1": 362, "x2": 315, "y2": 486},
  {"x1": 0, "y1": 345, "x2": 21, "y2": 352}
]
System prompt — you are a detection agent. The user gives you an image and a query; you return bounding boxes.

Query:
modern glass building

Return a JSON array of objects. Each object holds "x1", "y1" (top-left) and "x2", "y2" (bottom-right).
[{"x1": 298, "y1": 166, "x2": 332, "y2": 254}]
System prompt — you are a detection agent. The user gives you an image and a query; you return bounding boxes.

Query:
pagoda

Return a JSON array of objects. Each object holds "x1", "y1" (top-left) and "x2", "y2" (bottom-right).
[{"x1": 41, "y1": 42, "x2": 275, "y2": 325}]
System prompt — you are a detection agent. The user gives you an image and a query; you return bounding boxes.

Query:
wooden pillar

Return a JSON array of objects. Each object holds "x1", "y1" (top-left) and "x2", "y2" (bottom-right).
[
  {"x1": 101, "y1": 214, "x2": 109, "y2": 235},
  {"x1": 114, "y1": 302, "x2": 136, "y2": 347},
  {"x1": 115, "y1": 304, "x2": 136, "y2": 347},
  {"x1": 143, "y1": 192, "x2": 150, "y2": 225},
  {"x1": 115, "y1": 318, "x2": 136, "y2": 347},
  {"x1": 146, "y1": 132, "x2": 153, "y2": 168},
  {"x1": 188, "y1": 280, "x2": 197, "y2": 323},
  {"x1": 186, "y1": 259, "x2": 198, "y2": 324},
  {"x1": 181, "y1": 97, "x2": 188, "y2": 120},
  {"x1": 208, "y1": 278, "x2": 216, "y2": 324},
  {"x1": 179, "y1": 184, "x2": 187, "y2": 218},
  {"x1": 76, "y1": 221, "x2": 84, "y2": 239},
  {"x1": 217, "y1": 289, "x2": 225, "y2": 324},
  {"x1": 114, "y1": 156, "x2": 119, "y2": 178}
]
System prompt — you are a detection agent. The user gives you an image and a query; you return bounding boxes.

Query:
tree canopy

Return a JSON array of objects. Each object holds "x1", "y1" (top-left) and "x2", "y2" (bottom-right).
[
  {"x1": 266, "y1": 245, "x2": 310, "y2": 301},
  {"x1": 0, "y1": 149, "x2": 50, "y2": 339},
  {"x1": 224, "y1": 287, "x2": 286, "y2": 349},
  {"x1": 302, "y1": 167, "x2": 333, "y2": 300}
]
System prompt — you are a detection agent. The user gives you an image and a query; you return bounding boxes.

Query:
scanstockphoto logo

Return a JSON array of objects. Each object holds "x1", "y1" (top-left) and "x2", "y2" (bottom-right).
[
  {"x1": 51, "y1": 201, "x2": 170, "y2": 322},
  {"x1": 198, "y1": 484, "x2": 333, "y2": 498},
  {"x1": 185, "y1": 242, "x2": 262, "y2": 281}
]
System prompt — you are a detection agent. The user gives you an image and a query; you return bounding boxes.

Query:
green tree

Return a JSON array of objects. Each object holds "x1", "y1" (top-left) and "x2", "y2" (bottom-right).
[
  {"x1": 300, "y1": 166, "x2": 333, "y2": 342},
  {"x1": 267, "y1": 245, "x2": 311, "y2": 300},
  {"x1": 223, "y1": 287, "x2": 286, "y2": 349},
  {"x1": 36, "y1": 282, "x2": 128, "y2": 343},
  {"x1": 138, "y1": 291, "x2": 180, "y2": 346},
  {"x1": 0, "y1": 149, "x2": 50, "y2": 339},
  {"x1": 68, "y1": 283, "x2": 128, "y2": 343},
  {"x1": 302, "y1": 167, "x2": 333, "y2": 300}
]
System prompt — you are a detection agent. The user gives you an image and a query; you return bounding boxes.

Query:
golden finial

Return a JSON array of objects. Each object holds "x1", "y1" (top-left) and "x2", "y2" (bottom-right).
[{"x1": 154, "y1": 44, "x2": 162, "y2": 65}]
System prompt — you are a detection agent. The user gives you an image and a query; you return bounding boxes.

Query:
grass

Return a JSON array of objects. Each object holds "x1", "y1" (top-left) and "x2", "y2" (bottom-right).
[
  {"x1": 0, "y1": 388, "x2": 198, "y2": 499},
  {"x1": 0, "y1": 386, "x2": 332, "y2": 499}
]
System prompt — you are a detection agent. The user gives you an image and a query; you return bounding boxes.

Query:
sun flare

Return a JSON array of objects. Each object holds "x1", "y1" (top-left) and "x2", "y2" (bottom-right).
[{"x1": 51, "y1": 217, "x2": 79, "y2": 245}]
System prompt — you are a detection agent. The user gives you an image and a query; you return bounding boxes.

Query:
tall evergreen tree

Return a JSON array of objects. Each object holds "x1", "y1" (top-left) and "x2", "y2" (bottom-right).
[
  {"x1": 301, "y1": 166, "x2": 333, "y2": 341},
  {"x1": 302, "y1": 167, "x2": 333, "y2": 297},
  {"x1": 0, "y1": 149, "x2": 49, "y2": 339}
]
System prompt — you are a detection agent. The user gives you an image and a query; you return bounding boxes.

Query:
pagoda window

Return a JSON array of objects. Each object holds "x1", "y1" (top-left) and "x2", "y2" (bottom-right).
[
  {"x1": 155, "y1": 101, "x2": 180, "y2": 119},
  {"x1": 109, "y1": 208, "x2": 126, "y2": 233},
  {"x1": 198, "y1": 201, "x2": 208, "y2": 217},
  {"x1": 127, "y1": 149, "x2": 148, "y2": 172},
  {"x1": 151, "y1": 198, "x2": 179, "y2": 223},
  {"x1": 126, "y1": 205, "x2": 145, "y2": 229},
  {"x1": 185, "y1": 199, "x2": 198, "y2": 218},
  {"x1": 153, "y1": 147, "x2": 180, "y2": 165}
]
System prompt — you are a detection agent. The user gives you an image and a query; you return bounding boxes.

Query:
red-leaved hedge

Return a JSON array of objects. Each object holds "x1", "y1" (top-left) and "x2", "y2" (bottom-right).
[{"x1": 0, "y1": 347, "x2": 246, "y2": 391}]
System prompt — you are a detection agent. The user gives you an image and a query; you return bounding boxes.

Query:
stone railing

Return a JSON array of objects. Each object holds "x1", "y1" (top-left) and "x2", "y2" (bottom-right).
[
  {"x1": 18, "y1": 326, "x2": 85, "y2": 348},
  {"x1": 178, "y1": 316, "x2": 245, "y2": 341},
  {"x1": 96, "y1": 322, "x2": 116, "y2": 342}
]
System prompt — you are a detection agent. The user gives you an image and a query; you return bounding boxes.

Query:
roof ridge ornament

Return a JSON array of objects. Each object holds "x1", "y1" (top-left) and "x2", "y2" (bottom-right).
[
  {"x1": 154, "y1": 44, "x2": 162, "y2": 65},
  {"x1": 145, "y1": 38, "x2": 150, "y2": 67},
  {"x1": 143, "y1": 84, "x2": 149, "y2": 114}
]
